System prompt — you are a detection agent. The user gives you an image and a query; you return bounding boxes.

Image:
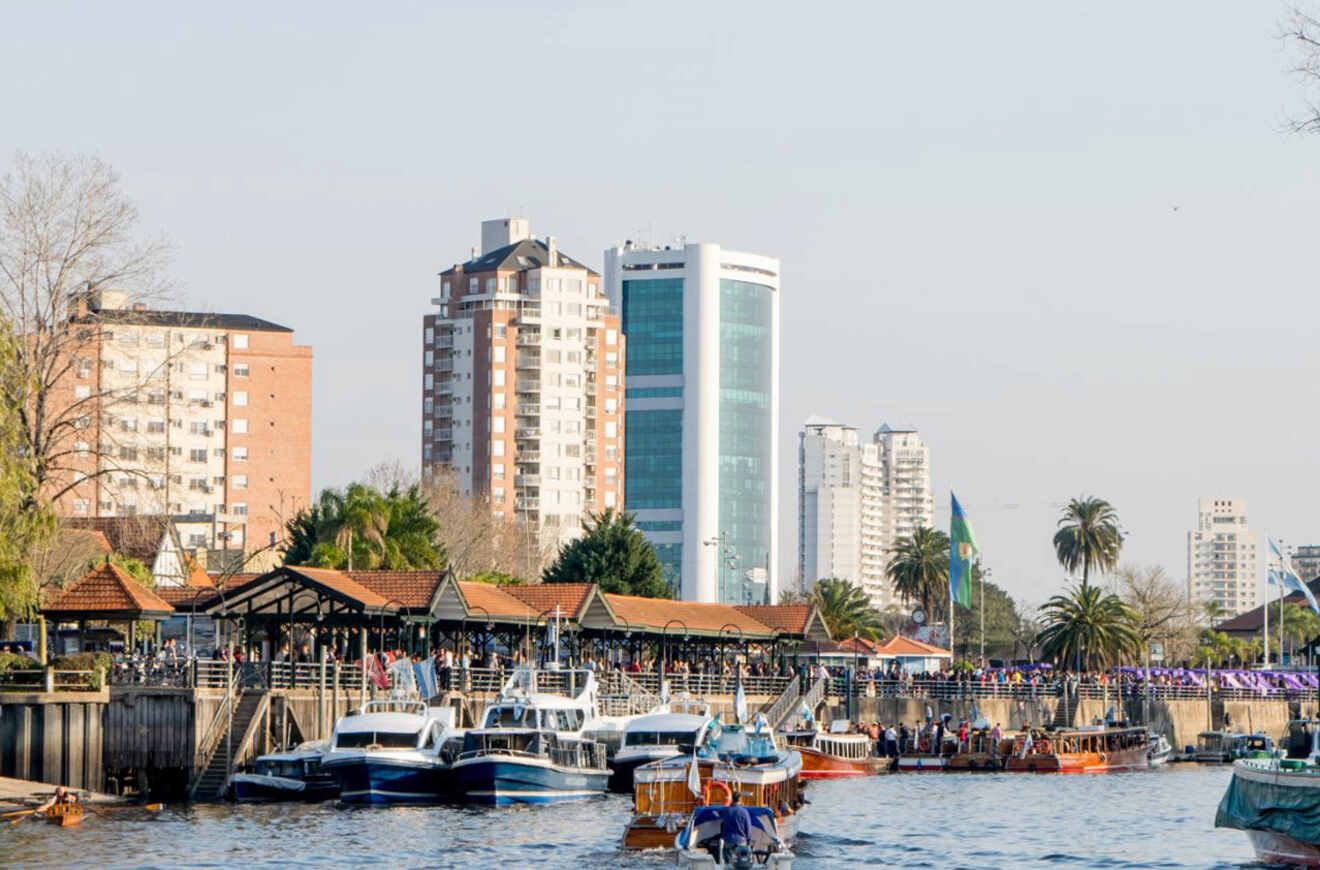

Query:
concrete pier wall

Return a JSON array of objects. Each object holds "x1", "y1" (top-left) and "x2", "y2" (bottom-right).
[
  {"x1": 0, "y1": 690, "x2": 108, "y2": 791},
  {"x1": 821, "y1": 694, "x2": 1297, "y2": 750}
]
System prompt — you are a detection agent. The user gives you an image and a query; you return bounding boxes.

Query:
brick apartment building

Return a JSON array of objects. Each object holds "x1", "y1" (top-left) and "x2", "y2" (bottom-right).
[
  {"x1": 421, "y1": 218, "x2": 625, "y2": 552},
  {"x1": 51, "y1": 290, "x2": 312, "y2": 560}
]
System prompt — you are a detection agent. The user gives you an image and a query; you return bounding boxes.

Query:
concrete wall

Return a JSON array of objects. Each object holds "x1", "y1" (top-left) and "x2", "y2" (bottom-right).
[{"x1": 0, "y1": 690, "x2": 108, "y2": 791}]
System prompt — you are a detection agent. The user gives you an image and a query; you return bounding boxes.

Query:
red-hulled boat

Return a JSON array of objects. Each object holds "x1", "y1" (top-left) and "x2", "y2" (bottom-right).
[{"x1": 782, "y1": 730, "x2": 884, "y2": 778}]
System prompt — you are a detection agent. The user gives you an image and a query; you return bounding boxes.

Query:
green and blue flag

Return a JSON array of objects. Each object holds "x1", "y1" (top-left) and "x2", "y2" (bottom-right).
[{"x1": 949, "y1": 492, "x2": 978, "y2": 609}]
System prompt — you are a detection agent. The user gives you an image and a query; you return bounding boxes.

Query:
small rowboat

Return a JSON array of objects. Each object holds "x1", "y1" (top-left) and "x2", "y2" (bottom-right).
[{"x1": 46, "y1": 803, "x2": 83, "y2": 827}]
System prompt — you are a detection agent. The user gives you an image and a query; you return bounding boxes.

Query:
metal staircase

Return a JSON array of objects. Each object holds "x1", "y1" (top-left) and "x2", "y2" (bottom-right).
[
  {"x1": 598, "y1": 669, "x2": 664, "y2": 716},
  {"x1": 1051, "y1": 684, "x2": 1078, "y2": 730},
  {"x1": 190, "y1": 691, "x2": 265, "y2": 801}
]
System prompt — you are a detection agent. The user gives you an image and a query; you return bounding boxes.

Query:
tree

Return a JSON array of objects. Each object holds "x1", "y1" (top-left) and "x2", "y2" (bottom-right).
[
  {"x1": 1052, "y1": 496, "x2": 1124, "y2": 591},
  {"x1": 542, "y1": 509, "x2": 669, "y2": 598},
  {"x1": 417, "y1": 466, "x2": 550, "y2": 581},
  {"x1": 886, "y1": 526, "x2": 951, "y2": 619},
  {"x1": 1284, "y1": 6, "x2": 1320, "y2": 133},
  {"x1": 809, "y1": 577, "x2": 887, "y2": 641},
  {"x1": 1114, "y1": 564, "x2": 1200, "y2": 665},
  {"x1": 282, "y1": 483, "x2": 445, "y2": 571},
  {"x1": 0, "y1": 153, "x2": 173, "y2": 512},
  {"x1": 1036, "y1": 584, "x2": 1139, "y2": 670}
]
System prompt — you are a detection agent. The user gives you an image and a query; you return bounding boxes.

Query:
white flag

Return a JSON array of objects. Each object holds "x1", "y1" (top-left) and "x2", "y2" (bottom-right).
[
  {"x1": 687, "y1": 756, "x2": 701, "y2": 797},
  {"x1": 734, "y1": 676, "x2": 747, "y2": 725}
]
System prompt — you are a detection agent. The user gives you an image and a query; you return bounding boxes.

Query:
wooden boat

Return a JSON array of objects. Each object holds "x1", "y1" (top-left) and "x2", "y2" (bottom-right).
[
  {"x1": 781, "y1": 730, "x2": 883, "y2": 778},
  {"x1": 622, "y1": 719, "x2": 804, "y2": 851},
  {"x1": 944, "y1": 729, "x2": 1003, "y2": 772},
  {"x1": 46, "y1": 803, "x2": 83, "y2": 827},
  {"x1": 1195, "y1": 731, "x2": 1249, "y2": 764},
  {"x1": 1003, "y1": 726, "x2": 1151, "y2": 773}
]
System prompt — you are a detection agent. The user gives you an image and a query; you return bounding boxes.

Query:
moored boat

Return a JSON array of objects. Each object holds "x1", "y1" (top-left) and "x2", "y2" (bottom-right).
[
  {"x1": 450, "y1": 666, "x2": 610, "y2": 805},
  {"x1": 1195, "y1": 730, "x2": 1249, "y2": 764},
  {"x1": 321, "y1": 700, "x2": 461, "y2": 805},
  {"x1": 675, "y1": 804, "x2": 795, "y2": 869},
  {"x1": 1147, "y1": 731, "x2": 1173, "y2": 767},
  {"x1": 230, "y1": 740, "x2": 338, "y2": 803},
  {"x1": 1215, "y1": 720, "x2": 1320, "y2": 866},
  {"x1": 611, "y1": 698, "x2": 713, "y2": 792},
  {"x1": 781, "y1": 728, "x2": 883, "y2": 778},
  {"x1": 1003, "y1": 725, "x2": 1150, "y2": 773},
  {"x1": 622, "y1": 717, "x2": 804, "y2": 851},
  {"x1": 945, "y1": 728, "x2": 1003, "y2": 772}
]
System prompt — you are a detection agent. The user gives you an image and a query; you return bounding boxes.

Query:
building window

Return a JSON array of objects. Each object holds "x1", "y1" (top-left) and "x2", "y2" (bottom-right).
[
  {"x1": 233, "y1": 474, "x2": 247, "y2": 489},
  {"x1": 232, "y1": 418, "x2": 248, "y2": 434},
  {"x1": 493, "y1": 370, "x2": 505, "y2": 387},
  {"x1": 189, "y1": 448, "x2": 207, "y2": 462},
  {"x1": 233, "y1": 363, "x2": 250, "y2": 378},
  {"x1": 233, "y1": 334, "x2": 249, "y2": 350},
  {"x1": 493, "y1": 346, "x2": 506, "y2": 363},
  {"x1": 626, "y1": 409, "x2": 682, "y2": 510},
  {"x1": 72, "y1": 498, "x2": 89, "y2": 515},
  {"x1": 232, "y1": 446, "x2": 248, "y2": 461},
  {"x1": 74, "y1": 385, "x2": 91, "y2": 400},
  {"x1": 232, "y1": 502, "x2": 248, "y2": 516},
  {"x1": 492, "y1": 417, "x2": 505, "y2": 434},
  {"x1": 493, "y1": 441, "x2": 505, "y2": 457},
  {"x1": 233, "y1": 391, "x2": 248, "y2": 406}
]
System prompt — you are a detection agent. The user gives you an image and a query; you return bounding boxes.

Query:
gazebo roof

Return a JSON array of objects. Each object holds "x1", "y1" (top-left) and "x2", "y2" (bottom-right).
[
  {"x1": 201, "y1": 566, "x2": 401, "y2": 621},
  {"x1": 594, "y1": 593, "x2": 778, "y2": 639},
  {"x1": 505, "y1": 583, "x2": 597, "y2": 620},
  {"x1": 733, "y1": 605, "x2": 833, "y2": 641},
  {"x1": 42, "y1": 562, "x2": 175, "y2": 620},
  {"x1": 347, "y1": 570, "x2": 447, "y2": 613}
]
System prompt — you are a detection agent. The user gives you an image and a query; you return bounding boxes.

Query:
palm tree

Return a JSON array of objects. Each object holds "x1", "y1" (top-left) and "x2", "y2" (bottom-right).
[
  {"x1": 1053, "y1": 496, "x2": 1124, "y2": 591},
  {"x1": 810, "y1": 578, "x2": 887, "y2": 641},
  {"x1": 1036, "y1": 584, "x2": 1139, "y2": 670},
  {"x1": 886, "y1": 526, "x2": 951, "y2": 619},
  {"x1": 331, "y1": 484, "x2": 391, "y2": 571}
]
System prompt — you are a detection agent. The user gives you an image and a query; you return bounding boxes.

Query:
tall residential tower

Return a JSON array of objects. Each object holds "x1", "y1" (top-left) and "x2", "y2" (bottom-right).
[
  {"x1": 1187, "y1": 497, "x2": 1260, "y2": 615},
  {"x1": 422, "y1": 219, "x2": 625, "y2": 552},
  {"x1": 604, "y1": 240, "x2": 780, "y2": 604}
]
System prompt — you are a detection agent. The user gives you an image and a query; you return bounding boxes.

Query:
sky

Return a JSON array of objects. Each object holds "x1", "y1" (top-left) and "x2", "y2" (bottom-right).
[{"x1": 3, "y1": 1, "x2": 1318, "y2": 607}]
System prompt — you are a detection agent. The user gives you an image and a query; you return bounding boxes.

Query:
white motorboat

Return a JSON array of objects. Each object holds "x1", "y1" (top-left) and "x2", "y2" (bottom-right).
[
  {"x1": 230, "y1": 740, "x2": 338, "y2": 802},
  {"x1": 321, "y1": 699, "x2": 462, "y2": 805},
  {"x1": 450, "y1": 666, "x2": 610, "y2": 804},
  {"x1": 610, "y1": 697, "x2": 712, "y2": 791},
  {"x1": 1148, "y1": 731, "x2": 1173, "y2": 767}
]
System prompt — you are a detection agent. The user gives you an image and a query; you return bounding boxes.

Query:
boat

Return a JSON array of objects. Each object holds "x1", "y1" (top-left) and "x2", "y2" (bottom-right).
[
  {"x1": 230, "y1": 740, "x2": 338, "y2": 802},
  {"x1": 675, "y1": 804, "x2": 795, "y2": 869},
  {"x1": 781, "y1": 724, "x2": 883, "y2": 778},
  {"x1": 611, "y1": 698, "x2": 713, "y2": 792},
  {"x1": 945, "y1": 727, "x2": 1004, "y2": 772},
  {"x1": 896, "y1": 728, "x2": 956, "y2": 772},
  {"x1": 1147, "y1": 731, "x2": 1173, "y2": 767},
  {"x1": 1003, "y1": 725, "x2": 1151, "y2": 773},
  {"x1": 622, "y1": 715, "x2": 805, "y2": 851},
  {"x1": 45, "y1": 803, "x2": 83, "y2": 827},
  {"x1": 321, "y1": 699, "x2": 461, "y2": 805},
  {"x1": 1215, "y1": 720, "x2": 1320, "y2": 866},
  {"x1": 1195, "y1": 731, "x2": 1249, "y2": 764},
  {"x1": 450, "y1": 666, "x2": 610, "y2": 805}
]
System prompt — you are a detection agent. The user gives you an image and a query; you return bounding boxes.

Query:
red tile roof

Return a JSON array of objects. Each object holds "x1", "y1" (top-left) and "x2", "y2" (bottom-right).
[
  {"x1": 347, "y1": 571, "x2": 446, "y2": 610},
  {"x1": 285, "y1": 567, "x2": 391, "y2": 609},
  {"x1": 733, "y1": 605, "x2": 814, "y2": 635},
  {"x1": 601, "y1": 594, "x2": 777, "y2": 637},
  {"x1": 155, "y1": 585, "x2": 222, "y2": 607},
  {"x1": 876, "y1": 636, "x2": 950, "y2": 657},
  {"x1": 457, "y1": 581, "x2": 540, "y2": 620},
  {"x1": 506, "y1": 583, "x2": 596, "y2": 618},
  {"x1": 42, "y1": 562, "x2": 175, "y2": 617}
]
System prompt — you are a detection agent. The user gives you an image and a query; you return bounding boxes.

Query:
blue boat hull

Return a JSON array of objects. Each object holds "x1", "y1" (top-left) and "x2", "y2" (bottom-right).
[
  {"x1": 232, "y1": 777, "x2": 338, "y2": 803},
  {"x1": 327, "y1": 759, "x2": 453, "y2": 805},
  {"x1": 455, "y1": 756, "x2": 609, "y2": 805}
]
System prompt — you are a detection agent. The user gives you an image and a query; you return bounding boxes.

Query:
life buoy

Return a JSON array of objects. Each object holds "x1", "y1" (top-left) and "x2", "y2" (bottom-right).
[{"x1": 702, "y1": 780, "x2": 733, "y2": 806}]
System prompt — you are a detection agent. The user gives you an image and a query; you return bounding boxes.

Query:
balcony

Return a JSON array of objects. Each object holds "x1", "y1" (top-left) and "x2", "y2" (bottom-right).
[
  {"x1": 516, "y1": 330, "x2": 541, "y2": 346},
  {"x1": 515, "y1": 497, "x2": 540, "y2": 510},
  {"x1": 516, "y1": 404, "x2": 540, "y2": 417},
  {"x1": 516, "y1": 354, "x2": 541, "y2": 369},
  {"x1": 434, "y1": 428, "x2": 453, "y2": 440},
  {"x1": 515, "y1": 428, "x2": 540, "y2": 439},
  {"x1": 514, "y1": 475, "x2": 540, "y2": 487},
  {"x1": 516, "y1": 379, "x2": 540, "y2": 393}
]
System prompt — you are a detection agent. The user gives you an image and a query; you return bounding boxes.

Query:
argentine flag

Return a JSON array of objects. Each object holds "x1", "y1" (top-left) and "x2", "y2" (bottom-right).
[{"x1": 1269, "y1": 538, "x2": 1320, "y2": 615}]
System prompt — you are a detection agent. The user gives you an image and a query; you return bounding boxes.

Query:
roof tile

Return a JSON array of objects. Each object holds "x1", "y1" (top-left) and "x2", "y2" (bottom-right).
[
  {"x1": 505, "y1": 583, "x2": 595, "y2": 618},
  {"x1": 347, "y1": 571, "x2": 446, "y2": 610},
  {"x1": 43, "y1": 562, "x2": 175, "y2": 617},
  {"x1": 602, "y1": 594, "x2": 776, "y2": 637},
  {"x1": 457, "y1": 581, "x2": 540, "y2": 619}
]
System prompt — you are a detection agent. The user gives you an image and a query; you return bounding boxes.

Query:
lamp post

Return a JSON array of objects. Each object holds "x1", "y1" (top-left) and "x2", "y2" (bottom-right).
[
  {"x1": 704, "y1": 533, "x2": 735, "y2": 601},
  {"x1": 464, "y1": 605, "x2": 493, "y2": 665},
  {"x1": 616, "y1": 615, "x2": 634, "y2": 669},
  {"x1": 535, "y1": 608, "x2": 563, "y2": 668},
  {"x1": 719, "y1": 623, "x2": 744, "y2": 681},
  {"x1": 662, "y1": 619, "x2": 689, "y2": 679}
]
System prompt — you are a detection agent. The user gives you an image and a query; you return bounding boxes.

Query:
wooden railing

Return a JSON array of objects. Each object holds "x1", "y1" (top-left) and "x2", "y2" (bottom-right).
[{"x1": 0, "y1": 668, "x2": 102, "y2": 692}]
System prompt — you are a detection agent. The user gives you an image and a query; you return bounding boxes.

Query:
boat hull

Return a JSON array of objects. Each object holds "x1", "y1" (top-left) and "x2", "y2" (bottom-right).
[
  {"x1": 945, "y1": 752, "x2": 1002, "y2": 772},
  {"x1": 453, "y1": 755, "x2": 609, "y2": 805},
  {"x1": 1246, "y1": 829, "x2": 1320, "y2": 867},
  {"x1": 325, "y1": 758, "x2": 452, "y2": 805},
  {"x1": 796, "y1": 746, "x2": 883, "y2": 778},
  {"x1": 46, "y1": 807, "x2": 83, "y2": 827},
  {"x1": 895, "y1": 755, "x2": 947, "y2": 773},
  {"x1": 231, "y1": 774, "x2": 339, "y2": 803},
  {"x1": 1005, "y1": 747, "x2": 1150, "y2": 773}
]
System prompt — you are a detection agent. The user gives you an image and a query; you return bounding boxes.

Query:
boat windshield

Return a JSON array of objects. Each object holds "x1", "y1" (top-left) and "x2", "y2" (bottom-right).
[
  {"x1": 255, "y1": 761, "x2": 305, "y2": 777},
  {"x1": 1197, "y1": 733, "x2": 1224, "y2": 750},
  {"x1": 484, "y1": 706, "x2": 532, "y2": 728},
  {"x1": 334, "y1": 730, "x2": 421, "y2": 749},
  {"x1": 625, "y1": 730, "x2": 697, "y2": 747}
]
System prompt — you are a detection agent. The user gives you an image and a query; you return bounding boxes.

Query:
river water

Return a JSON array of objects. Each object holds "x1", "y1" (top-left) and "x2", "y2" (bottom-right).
[{"x1": 2, "y1": 766, "x2": 1260, "y2": 869}]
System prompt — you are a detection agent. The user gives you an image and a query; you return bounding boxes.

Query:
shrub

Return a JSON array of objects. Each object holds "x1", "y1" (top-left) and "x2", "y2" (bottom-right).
[{"x1": 0, "y1": 650, "x2": 39, "y2": 674}]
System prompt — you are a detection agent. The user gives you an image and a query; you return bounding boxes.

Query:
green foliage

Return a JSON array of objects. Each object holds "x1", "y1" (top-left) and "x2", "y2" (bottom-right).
[
  {"x1": 951, "y1": 566, "x2": 1021, "y2": 660},
  {"x1": 810, "y1": 577, "x2": 886, "y2": 641},
  {"x1": 282, "y1": 483, "x2": 446, "y2": 571},
  {"x1": 468, "y1": 570, "x2": 525, "y2": 586},
  {"x1": 1279, "y1": 602, "x2": 1320, "y2": 649},
  {"x1": 542, "y1": 509, "x2": 670, "y2": 598},
  {"x1": 886, "y1": 526, "x2": 951, "y2": 618},
  {"x1": 51, "y1": 651, "x2": 113, "y2": 689},
  {"x1": 1053, "y1": 496, "x2": 1124, "y2": 589},
  {"x1": 1036, "y1": 584, "x2": 1139, "y2": 669},
  {"x1": 0, "y1": 650, "x2": 38, "y2": 673}
]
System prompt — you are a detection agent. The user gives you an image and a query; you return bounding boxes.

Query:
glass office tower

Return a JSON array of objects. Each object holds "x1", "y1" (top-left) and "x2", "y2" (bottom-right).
[{"x1": 604, "y1": 242, "x2": 780, "y2": 604}]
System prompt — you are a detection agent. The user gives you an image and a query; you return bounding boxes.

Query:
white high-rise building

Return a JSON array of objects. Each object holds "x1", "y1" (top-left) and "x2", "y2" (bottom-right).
[
  {"x1": 604, "y1": 240, "x2": 780, "y2": 604},
  {"x1": 799, "y1": 417, "x2": 862, "y2": 590},
  {"x1": 1188, "y1": 497, "x2": 1260, "y2": 615},
  {"x1": 797, "y1": 419, "x2": 933, "y2": 608}
]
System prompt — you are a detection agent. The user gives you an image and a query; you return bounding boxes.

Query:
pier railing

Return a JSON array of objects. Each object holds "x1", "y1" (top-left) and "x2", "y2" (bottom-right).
[
  {"x1": 0, "y1": 668, "x2": 101, "y2": 692},
  {"x1": 827, "y1": 677, "x2": 1320, "y2": 704}
]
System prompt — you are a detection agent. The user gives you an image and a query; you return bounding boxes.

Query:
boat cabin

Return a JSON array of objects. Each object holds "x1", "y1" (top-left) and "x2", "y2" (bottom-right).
[
  {"x1": 460, "y1": 729, "x2": 606, "y2": 770},
  {"x1": 482, "y1": 703, "x2": 587, "y2": 732},
  {"x1": 1196, "y1": 731, "x2": 1247, "y2": 762}
]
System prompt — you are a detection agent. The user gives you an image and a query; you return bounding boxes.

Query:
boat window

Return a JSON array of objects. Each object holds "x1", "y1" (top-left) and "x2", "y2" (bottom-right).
[
  {"x1": 485, "y1": 706, "x2": 527, "y2": 728},
  {"x1": 334, "y1": 730, "x2": 422, "y2": 749},
  {"x1": 626, "y1": 731, "x2": 699, "y2": 747}
]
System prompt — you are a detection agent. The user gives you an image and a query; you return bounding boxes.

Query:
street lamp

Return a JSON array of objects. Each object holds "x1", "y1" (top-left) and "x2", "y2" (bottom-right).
[
  {"x1": 532, "y1": 607, "x2": 563, "y2": 668},
  {"x1": 464, "y1": 604, "x2": 493, "y2": 664},
  {"x1": 662, "y1": 618, "x2": 689, "y2": 677},
  {"x1": 616, "y1": 614, "x2": 634, "y2": 669},
  {"x1": 719, "y1": 623, "x2": 744, "y2": 678}
]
